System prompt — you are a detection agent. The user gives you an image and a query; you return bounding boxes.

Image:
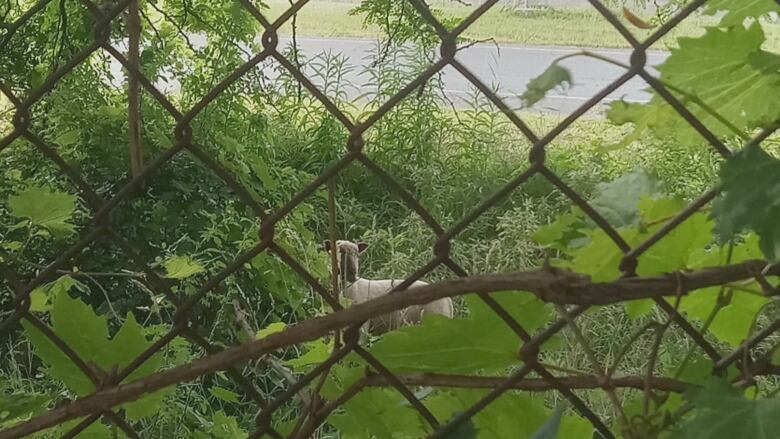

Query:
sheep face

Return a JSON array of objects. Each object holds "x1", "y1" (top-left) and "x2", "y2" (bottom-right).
[{"x1": 323, "y1": 240, "x2": 368, "y2": 283}]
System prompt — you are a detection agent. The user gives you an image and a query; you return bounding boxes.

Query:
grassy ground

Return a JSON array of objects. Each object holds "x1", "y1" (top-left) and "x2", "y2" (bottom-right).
[{"x1": 265, "y1": 0, "x2": 780, "y2": 51}]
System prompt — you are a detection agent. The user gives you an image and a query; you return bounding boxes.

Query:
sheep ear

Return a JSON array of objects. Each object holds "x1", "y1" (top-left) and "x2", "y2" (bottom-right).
[
  {"x1": 357, "y1": 242, "x2": 368, "y2": 253},
  {"x1": 322, "y1": 240, "x2": 332, "y2": 252}
]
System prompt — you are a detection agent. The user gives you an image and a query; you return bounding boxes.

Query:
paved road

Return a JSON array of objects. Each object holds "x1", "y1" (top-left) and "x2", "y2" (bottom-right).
[
  {"x1": 112, "y1": 36, "x2": 669, "y2": 114},
  {"x1": 275, "y1": 37, "x2": 668, "y2": 114}
]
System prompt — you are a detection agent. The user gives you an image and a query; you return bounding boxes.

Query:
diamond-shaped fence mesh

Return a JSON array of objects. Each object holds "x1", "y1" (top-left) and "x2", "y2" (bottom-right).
[{"x1": 0, "y1": 0, "x2": 778, "y2": 438}]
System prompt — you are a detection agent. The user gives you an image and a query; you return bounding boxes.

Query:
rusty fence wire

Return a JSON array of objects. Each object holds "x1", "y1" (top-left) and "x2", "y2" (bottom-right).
[{"x1": 1, "y1": 0, "x2": 779, "y2": 438}]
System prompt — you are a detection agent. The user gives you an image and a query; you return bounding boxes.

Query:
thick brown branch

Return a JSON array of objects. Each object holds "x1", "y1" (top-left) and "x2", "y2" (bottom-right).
[
  {"x1": 4, "y1": 260, "x2": 777, "y2": 438},
  {"x1": 363, "y1": 373, "x2": 689, "y2": 393}
]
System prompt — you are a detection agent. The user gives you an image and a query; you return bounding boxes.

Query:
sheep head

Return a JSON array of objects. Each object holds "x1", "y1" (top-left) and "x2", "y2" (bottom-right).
[{"x1": 323, "y1": 239, "x2": 368, "y2": 283}]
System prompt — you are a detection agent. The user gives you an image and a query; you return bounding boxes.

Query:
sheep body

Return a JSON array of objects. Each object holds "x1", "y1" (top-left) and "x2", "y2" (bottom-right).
[
  {"x1": 345, "y1": 278, "x2": 454, "y2": 333},
  {"x1": 325, "y1": 239, "x2": 454, "y2": 335}
]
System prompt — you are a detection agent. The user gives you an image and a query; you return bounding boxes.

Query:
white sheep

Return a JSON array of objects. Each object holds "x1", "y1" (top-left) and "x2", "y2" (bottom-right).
[{"x1": 323, "y1": 239, "x2": 454, "y2": 334}]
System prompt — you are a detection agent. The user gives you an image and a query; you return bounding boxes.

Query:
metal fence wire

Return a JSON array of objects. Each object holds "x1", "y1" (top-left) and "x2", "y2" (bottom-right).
[{"x1": 1, "y1": 0, "x2": 779, "y2": 437}]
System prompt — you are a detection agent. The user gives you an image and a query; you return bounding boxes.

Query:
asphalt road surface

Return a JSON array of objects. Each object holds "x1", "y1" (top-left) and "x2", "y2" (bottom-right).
[
  {"x1": 111, "y1": 36, "x2": 669, "y2": 115},
  {"x1": 274, "y1": 37, "x2": 669, "y2": 114}
]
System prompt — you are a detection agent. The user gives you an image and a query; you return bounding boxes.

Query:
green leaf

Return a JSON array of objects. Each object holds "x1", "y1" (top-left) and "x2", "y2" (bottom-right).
[
  {"x1": 589, "y1": 171, "x2": 663, "y2": 228},
  {"x1": 369, "y1": 292, "x2": 553, "y2": 374},
  {"x1": 284, "y1": 339, "x2": 332, "y2": 373},
  {"x1": 672, "y1": 378, "x2": 780, "y2": 439},
  {"x1": 428, "y1": 390, "x2": 591, "y2": 439},
  {"x1": 567, "y1": 229, "x2": 641, "y2": 282},
  {"x1": 704, "y1": 0, "x2": 780, "y2": 27},
  {"x1": 443, "y1": 417, "x2": 478, "y2": 439},
  {"x1": 605, "y1": 101, "x2": 678, "y2": 150},
  {"x1": 711, "y1": 145, "x2": 780, "y2": 261},
  {"x1": 658, "y1": 24, "x2": 780, "y2": 138},
  {"x1": 681, "y1": 235, "x2": 769, "y2": 346},
  {"x1": 256, "y1": 322, "x2": 286, "y2": 340},
  {"x1": 610, "y1": 24, "x2": 780, "y2": 146},
  {"x1": 163, "y1": 255, "x2": 205, "y2": 279},
  {"x1": 328, "y1": 388, "x2": 427, "y2": 439},
  {"x1": 0, "y1": 390, "x2": 50, "y2": 428},
  {"x1": 28, "y1": 275, "x2": 86, "y2": 313},
  {"x1": 532, "y1": 211, "x2": 587, "y2": 251},
  {"x1": 210, "y1": 387, "x2": 240, "y2": 403},
  {"x1": 52, "y1": 129, "x2": 80, "y2": 147},
  {"x1": 529, "y1": 405, "x2": 564, "y2": 439},
  {"x1": 521, "y1": 63, "x2": 572, "y2": 108},
  {"x1": 23, "y1": 294, "x2": 166, "y2": 419},
  {"x1": 210, "y1": 411, "x2": 248, "y2": 439},
  {"x1": 8, "y1": 186, "x2": 77, "y2": 237}
]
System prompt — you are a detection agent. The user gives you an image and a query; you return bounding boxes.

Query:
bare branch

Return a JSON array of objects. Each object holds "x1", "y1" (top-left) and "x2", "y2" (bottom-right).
[
  {"x1": 363, "y1": 372, "x2": 689, "y2": 393},
  {"x1": 5, "y1": 260, "x2": 779, "y2": 437}
]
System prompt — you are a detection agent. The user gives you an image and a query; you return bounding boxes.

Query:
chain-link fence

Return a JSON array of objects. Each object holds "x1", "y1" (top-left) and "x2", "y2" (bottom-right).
[{"x1": 1, "y1": 0, "x2": 779, "y2": 438}]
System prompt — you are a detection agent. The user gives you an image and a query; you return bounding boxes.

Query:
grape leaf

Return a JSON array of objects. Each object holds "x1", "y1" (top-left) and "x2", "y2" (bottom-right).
[
  {"x1": 704, "y1": 0, "x2": 780, "y2": 27},
  {"x1": 210, "y1": 387, "x2": 240, "y2": 403},
  {"x1": 8, "y1": 186, "x2": 77, "y2": 237},
  {"x1": 532, "y1": 211, "x2": 587, "y2": 251},
  {"x1": 52, "y1": 130, "x2": 79, "y2": 147},
  {"x1": 521, "y1": 63, "x2": 572, "y2": 108},
  {"x1": 284, "y1": 339, "x2": 332, "y2": 373},
  {"x1": 444, "y1": 417, "x2": 478, "y2": 439},
  {"x1": 680, "y1": 235, "x2": 768, "y2": 346},
  {"x1": 605, "y1": 101, "x2": 677, "y2": 149},
  {"x1": 23, "y1": 293, "x2": 166, "y2": 419},
  {"x1": 210, "y1": 411, "x2": 248, "y2": 439},
  {"x1": 369, "y1": 292, "x2": 553, "y2": 374},
  {"x1": 589, "y1": 171, "x2": 663, "y2": 228},
  {"x1": 428, "y1": 390, "x2": 591, "y2": 439},
  {"x1": 609, "y1": 24, "x2": 780, "y2": 146},
  {"x1": 529, "y1": 405, "x2": 564, "y2": 439},
  {"x1": 256, "y1": 322, "x2": 286, "y2": 340},
  {"x1": 658, "y1": 24, "x2": 780, "y2": 134},
  {"x1": 163, "y1": 255, "x2": 204, "y2": 279},
  {"x1": 328, "y1": 388, "x2": 427, "y2": 439},
  {"x1": 0, "y1": 390, "x2": 50, "y2": 428},
  {"x1": 711, "y1": 145, "x2": 780, "y2": 261},
  {"x1": 672, "y1": 378, "x2": 780, "y2": 439},
  {"x1": 28, "y1": 275, "x2": 86, "y2": 313}
]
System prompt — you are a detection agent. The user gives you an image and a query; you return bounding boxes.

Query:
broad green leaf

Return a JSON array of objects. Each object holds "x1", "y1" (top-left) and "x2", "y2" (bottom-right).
[
  {"x1": 605, "y1": 101, "x2": 676, "y2": 149},
  {"x1": 29, "y1": 289, "x2": 50, "y2": 313},
  {"x1": 0, "y1": 390, "x2": 50, "y2": 428},
  {"x1": 567, "y1": 229, "x2": 641, "y2": 282},
  {"x1": 589, "y1": 171, "x2": 663, "y2": 228},
  {"x1": 521, "y1": 63, "x2": 572, "y2": 108},
  {"x1": 284, "y1": 339, "x2": 332, "y2": 372},
  {"x1": 163, "y1": 255, "x2": 204, "y2": 279},
  {"x1": 445, "y1": 417, "x2": 478, "y2": 439},
  {"x1": 23, "y1": 294, "x2": 166, "y2": 419},
  {"x1": 256, "y1": 322, "x2": 286, "y2": 340},
  {"x1": 210, "y1": 411, "x2": 248, "y2": 439},
  {"x1": 328, "y1": 388, "x2": 427, "y2": 439},
  {"x1": 532, "y1": 211, "x2": 587, "y2": 251},
  {"x1": 609, "y1": 24, "x2": 780, "y2": 145},
  {"x1": 704, "y1": 0, "x2": 780, "y2": 27},
  {"x1": 52, "y1": 129, "x2": 80, "y2": 147},
  {"x1": 711, "y1": 145, "x2": 780, "y2": 260},
  {"x1": 210, "y1": 387, "x2": 240, "y2": 403},
  {"x1": 48, "y1": 418, "x2": 112, "y2": 438},
  {"x1": 681, "y1": 235, "x2": 768, "y2": 346},
  {"x1": 657, "y1": 24, "x2": 780, "y2": 138},
  {"x1": 529, "y1": 405, "x2": 564, "y2": 439},
  {"x1": 428, "y1": 390, "x2": 590, "y2": 439},
  {"x1": 672, "y1": 378, "x2": 780, "y2": 438},
  {"x1": 8, "y1": 186, "x2": 77, "y2": 237},
  {"x1": 369, "y1": 292, "x2": 552, "y2": 374},
  {"x1": 28, "y1": 275, "x2": 86, "y2": 313}
]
